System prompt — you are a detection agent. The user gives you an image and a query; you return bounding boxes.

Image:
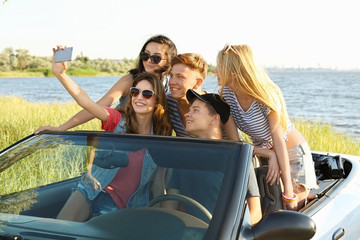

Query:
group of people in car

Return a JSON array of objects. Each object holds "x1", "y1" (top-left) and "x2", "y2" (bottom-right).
[{"x1": 35, "y1": 35, "x2": 318, "y2": 225}]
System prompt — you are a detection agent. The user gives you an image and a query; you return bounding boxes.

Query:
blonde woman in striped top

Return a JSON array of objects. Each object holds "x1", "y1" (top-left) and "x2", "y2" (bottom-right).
[{"x1": 217, "y1": 44, "x2": 318, "y2": 211}]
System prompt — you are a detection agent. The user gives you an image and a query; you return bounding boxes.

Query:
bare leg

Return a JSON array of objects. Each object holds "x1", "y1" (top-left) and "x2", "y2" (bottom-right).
[{"x1": 57, "y1": 190, "x2": 90, "y2": 222}]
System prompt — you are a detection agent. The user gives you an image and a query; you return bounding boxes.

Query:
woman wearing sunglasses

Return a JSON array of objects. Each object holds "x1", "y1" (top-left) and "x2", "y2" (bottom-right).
[
  {"x1": 51, "y1": 51, "x2": 172, "y2": 220},
  {"x1": 34, "y1": 34, "x2": 177, "y2": 134},
  {"x1": 216, "y1": 44, "x2": 318, "y2": 211}
]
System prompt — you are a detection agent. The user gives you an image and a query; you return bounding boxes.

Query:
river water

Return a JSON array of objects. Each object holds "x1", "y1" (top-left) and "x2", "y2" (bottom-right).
[{"x1": 1, "y1": 70, "x2": 359, "y2": 140}]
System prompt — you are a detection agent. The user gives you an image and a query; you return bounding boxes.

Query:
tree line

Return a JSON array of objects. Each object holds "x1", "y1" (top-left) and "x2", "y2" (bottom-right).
[
  {"x1": 0, "y1": 47, "x2": 137, "y2": 76},
  {"x1": 0, "y1": 47, "x2": 216, "y2": 77}
]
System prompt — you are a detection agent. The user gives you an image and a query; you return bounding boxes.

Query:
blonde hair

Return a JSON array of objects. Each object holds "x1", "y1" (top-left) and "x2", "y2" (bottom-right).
[
  {"x1": 217, "y1": 44, "x2": 288, "y2": 131},
  {"x1": 171, "y1": 53, "x2": 208, "y2": 80}
]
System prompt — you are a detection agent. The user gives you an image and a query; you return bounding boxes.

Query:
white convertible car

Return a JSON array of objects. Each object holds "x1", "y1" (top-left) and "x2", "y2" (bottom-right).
[
  {"x1": 303, "y1": 152, "x2": 360, "y2": 240},
  {"x1": 0, "y1": 131, "x2": 359, "y2": 239}
]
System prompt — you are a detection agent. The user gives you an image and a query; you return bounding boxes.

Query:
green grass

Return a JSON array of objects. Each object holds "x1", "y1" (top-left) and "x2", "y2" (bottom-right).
[
  {"x1": 0, "y1": 96, "x2": 101, "y2": 151},
  {"x1": 1, "y1": 96, "x2": 359, "y2": 156},
  {"x1": 0, "y1": 96, "x2": 100, "y2": 200},
  {"x1": 293, "y1": 118, "x2": 360, "y2": 155}
]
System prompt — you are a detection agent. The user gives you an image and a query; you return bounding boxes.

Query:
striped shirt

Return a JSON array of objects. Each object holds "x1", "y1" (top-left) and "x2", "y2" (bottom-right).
[
  {"x1": 166, "y1": 93, "x2": 194, "y2": 137},
  {"x1": 222, "y1": 87, "x2": 293, "y2": 149}
]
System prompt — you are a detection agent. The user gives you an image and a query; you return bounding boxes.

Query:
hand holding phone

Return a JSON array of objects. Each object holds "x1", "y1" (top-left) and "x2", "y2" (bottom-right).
[{"x1": 54, "y1": 47, "x2": 73, "y2": 63}]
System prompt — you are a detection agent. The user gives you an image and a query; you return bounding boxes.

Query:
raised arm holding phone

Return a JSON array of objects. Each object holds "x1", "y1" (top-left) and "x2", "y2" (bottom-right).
[{"x1": 34, "y1": 35, "x2": 177, "y2": 134}]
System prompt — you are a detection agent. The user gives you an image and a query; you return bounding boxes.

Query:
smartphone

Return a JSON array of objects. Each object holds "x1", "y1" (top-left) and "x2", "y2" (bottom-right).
[{"x1": 54, "y1": 47, "x2": 73, "y2": 63}]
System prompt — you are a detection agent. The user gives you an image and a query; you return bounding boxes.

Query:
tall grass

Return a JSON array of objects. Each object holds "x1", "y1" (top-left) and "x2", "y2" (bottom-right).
[
  {"x1": 1, "y1": 96, "x2": 359, "y2": 156},
  {"x1": 240, "y1": 119, "x2": 359, "y2": 156},
  {"x1": 0, "y1": 96, "x2": 100, "y2": 150},
  {"x1": 293, "y1": 118, "x2": 360, "y2": 155}
]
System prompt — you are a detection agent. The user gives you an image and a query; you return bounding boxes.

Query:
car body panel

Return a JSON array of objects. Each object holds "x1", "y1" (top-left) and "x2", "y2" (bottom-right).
[{"x1": 306, "y1": 153, "x2": 360, "y2": 240}]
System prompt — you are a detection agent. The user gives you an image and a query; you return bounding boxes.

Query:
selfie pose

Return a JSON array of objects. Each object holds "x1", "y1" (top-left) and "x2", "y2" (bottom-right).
[
  {"x1": 216, "y1": 44, "x2": 318, "y2": 211},
  {"x1": 49, "y1": 47, "x2": 172, "y2": 221},
  {"x1": 35, "y1": 35, "x2": 177, "y2": 134}
]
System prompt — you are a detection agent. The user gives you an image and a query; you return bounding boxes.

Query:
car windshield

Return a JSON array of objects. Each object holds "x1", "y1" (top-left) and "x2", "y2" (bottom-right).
[{"x1": 0, "y1": 132, "x2": 246, "y2": 239}]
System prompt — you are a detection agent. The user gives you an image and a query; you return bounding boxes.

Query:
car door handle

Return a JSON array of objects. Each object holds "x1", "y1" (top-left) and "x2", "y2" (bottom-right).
[{"x1": 332, "y1": 228, "x2": 345, "y2": 240}]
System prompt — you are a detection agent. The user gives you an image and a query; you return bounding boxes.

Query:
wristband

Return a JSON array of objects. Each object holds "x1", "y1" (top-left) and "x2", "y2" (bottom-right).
[{"x1": 282, "y1": 192, "x2": 297, "y2": 203}]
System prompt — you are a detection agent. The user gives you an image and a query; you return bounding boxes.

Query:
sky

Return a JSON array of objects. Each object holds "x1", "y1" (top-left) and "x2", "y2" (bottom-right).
[{"x1": 1, "y1": 0, "x2": 359, "y2": 70}]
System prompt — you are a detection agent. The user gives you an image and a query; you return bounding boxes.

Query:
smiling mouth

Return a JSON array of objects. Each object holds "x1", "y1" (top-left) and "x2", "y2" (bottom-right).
[
  {"x1": 135, "y1": 102, "x2": 146, "y2": 106},
  {"x1": 171, "y1": 87, "x2": 181, "y2": 92}
]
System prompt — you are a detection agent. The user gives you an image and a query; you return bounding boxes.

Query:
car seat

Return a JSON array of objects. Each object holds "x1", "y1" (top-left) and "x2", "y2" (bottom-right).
[{"x1": 254, "y1": 158, "x2": 283, "y2": 216}]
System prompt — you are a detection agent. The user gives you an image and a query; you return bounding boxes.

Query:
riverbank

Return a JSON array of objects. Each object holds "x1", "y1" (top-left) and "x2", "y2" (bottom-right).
[
  {"x1": 0, "y1": 71, "x2": 216, "y2": 78},
  {"x1": 0, "y1": 70, "x2": 119, "y2": 78},
  {"x1": 1, "y1": 96, "x2": 359, "y2": 156}
]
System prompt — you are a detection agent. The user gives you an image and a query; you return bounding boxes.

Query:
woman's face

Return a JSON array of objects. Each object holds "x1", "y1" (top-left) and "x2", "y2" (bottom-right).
[
  {"x1": 142, "y1": 42, "x2": 168, "y2": 76},
  {"x1": 131, "y1": 80, "x2": 156, "y2": 116}
]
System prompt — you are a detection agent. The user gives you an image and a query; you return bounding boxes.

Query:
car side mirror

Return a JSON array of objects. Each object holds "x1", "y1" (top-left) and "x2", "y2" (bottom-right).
[{"x1": 251, "y1": 210, "x2": 316, "y2": 240}]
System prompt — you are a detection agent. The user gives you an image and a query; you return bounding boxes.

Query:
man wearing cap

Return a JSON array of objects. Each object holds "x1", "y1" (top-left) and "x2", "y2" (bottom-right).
[
  {"x1": 165, "y1": 89, "x2": 262, "y2": 225},
  {"x1": 167, "y1": 53, "x2": 241, "y2": 141},
  {"x1": 167, "y1": 53, "x2": 208, "y2": 137}
]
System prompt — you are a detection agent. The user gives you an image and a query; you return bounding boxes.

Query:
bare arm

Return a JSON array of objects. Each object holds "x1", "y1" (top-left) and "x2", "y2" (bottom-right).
[
  {"x1": 50, "y1": 47, "x2": 109, "y2": 121},
  {"x1": 246, "y1": 196, "x2": 262, "y2": 225},
  {"x1": 268, "y1": 111, "x2": 296, "y2": 210},
  {"x1": 224, "y1": 116, "x2": 241, "y2": 141},
  {"x1": 56, "y1": 72, "x2": 109, "y2": 122},
  {"x1": 34, "y1": 47, "x2": 134, "y2": 133},
  {"x1": 52, "y1": 74, "x2": 132, "y2": 130},
  {"x1": 254, "y1": 147, "x2": 280, "y2": 185}
]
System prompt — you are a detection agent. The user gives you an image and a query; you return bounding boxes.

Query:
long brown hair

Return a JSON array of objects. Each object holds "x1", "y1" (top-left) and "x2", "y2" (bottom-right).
[
  {"x1": 123, "y1": 72, "x2": 172, "y2": 136},
  {"x1": 130, "y1": 35, "x2": 178, "y2": 81}
]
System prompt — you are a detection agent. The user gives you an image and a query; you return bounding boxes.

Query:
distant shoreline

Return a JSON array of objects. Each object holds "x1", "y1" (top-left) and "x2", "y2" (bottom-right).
[
  {"x1": 266, "y1": 68, "x2": 360, "y2": 73},
  {"x1": 1, "y1": 68, "x2": 359, "y2": 78},
  {"x1": 0, "y1": 71, "x2": 119, "y2": 78}
]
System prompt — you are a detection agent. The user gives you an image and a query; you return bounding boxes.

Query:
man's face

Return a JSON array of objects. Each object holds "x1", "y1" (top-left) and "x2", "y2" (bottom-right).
[
  {"x1": 184, "y1": 99, "x2": 215, "y2": 137},
  {"x1": 169, "y1": 63, "x2": 199, "y2": 100}
]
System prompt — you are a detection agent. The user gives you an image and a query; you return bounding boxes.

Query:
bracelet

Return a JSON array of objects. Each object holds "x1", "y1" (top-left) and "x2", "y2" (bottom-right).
[{"x1": 282, "y1": 192, "x2": 297, "y2": 203}]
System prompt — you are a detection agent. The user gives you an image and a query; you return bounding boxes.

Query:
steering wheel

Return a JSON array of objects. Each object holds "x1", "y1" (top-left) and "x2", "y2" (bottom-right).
[{"x1": 148, "y1": 193, "x2": 212, "y2": 222}]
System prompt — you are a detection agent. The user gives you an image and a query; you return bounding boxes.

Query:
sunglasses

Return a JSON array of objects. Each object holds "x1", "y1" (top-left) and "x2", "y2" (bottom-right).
[
  {"x1": 222, "y1": 43, "x2": 235, "y2": 55},
  {"x1": 139, "y1": 51, "x2": 164, "y2": 64},
  {"x1": 130, "y1": 87, "x2": 155, "y2": 99}
]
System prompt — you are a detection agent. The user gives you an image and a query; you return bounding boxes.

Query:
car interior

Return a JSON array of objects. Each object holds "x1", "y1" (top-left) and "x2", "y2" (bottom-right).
[
  {"x1": 252, "y1": 152, "x2": 352, "y2": 216},
  {"x1": 0, "y1": 133, "x2": 352, "y2": 228},
  {"x1": 0, "y1": 134, "x2": 236, "y2": 224}
]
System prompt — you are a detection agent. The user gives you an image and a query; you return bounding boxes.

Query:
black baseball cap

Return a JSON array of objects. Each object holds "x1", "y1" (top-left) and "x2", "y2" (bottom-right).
[{"x1": 186, "y1": 89, "x2": 230, "y2": 124}]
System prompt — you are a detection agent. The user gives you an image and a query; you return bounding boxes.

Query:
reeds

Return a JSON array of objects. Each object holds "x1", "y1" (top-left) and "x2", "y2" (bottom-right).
[
  {"x1": 1, "y1": 96, "x2": 359, "y2": 156},
  {"x1": 293, "y1": 118, "x2": 360, "y2": 155},
  {"x1": 0, "y1": 96, "x2": 100, "y2": 150}
]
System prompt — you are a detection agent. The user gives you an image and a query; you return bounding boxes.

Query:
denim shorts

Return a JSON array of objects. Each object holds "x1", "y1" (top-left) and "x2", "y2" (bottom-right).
[
  {"x1": 75, "y1": 184, "x2": 119, "y2": 217},
  {"x1": 288, "y1": 143, "x2": 318, "y2": 190}
]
